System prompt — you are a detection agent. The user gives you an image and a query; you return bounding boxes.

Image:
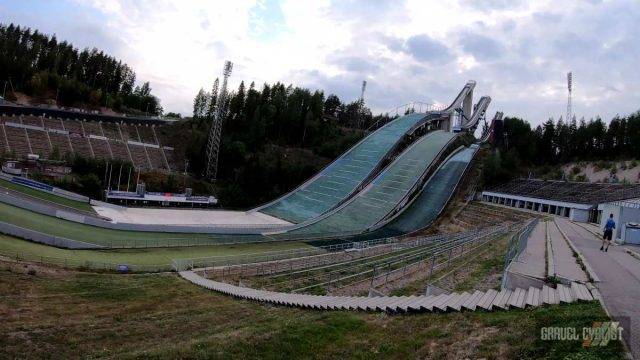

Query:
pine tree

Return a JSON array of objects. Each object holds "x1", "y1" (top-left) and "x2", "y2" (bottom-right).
[{"x1": 205, "y1": 78, "x2": 219, "y2": 120}]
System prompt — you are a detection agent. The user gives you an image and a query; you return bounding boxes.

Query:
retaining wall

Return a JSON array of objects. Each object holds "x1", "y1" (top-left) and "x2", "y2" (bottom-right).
[{"x1": 0, "y1": 221, "x2": 103, "y2": 249}]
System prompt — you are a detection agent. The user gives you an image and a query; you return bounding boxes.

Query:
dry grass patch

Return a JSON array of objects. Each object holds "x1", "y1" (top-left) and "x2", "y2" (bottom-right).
[{"x1": 0, "y1": 260, "x2": 625, "y2": 359}]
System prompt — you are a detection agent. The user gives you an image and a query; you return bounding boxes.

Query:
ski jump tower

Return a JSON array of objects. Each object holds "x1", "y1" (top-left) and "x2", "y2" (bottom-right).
[
  {"x1": 445, "y1": 80, "x2": 475, "y2": 131},
  {"x1": 205, "y1": 61, "x2": 233, "y2": 181}
]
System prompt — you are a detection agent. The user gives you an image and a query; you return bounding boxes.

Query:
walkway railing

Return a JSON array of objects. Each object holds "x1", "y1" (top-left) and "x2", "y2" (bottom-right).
[
  {"x1": 501, "y1": 219, "x2": 538, "y2": 288},
  {"x1": 171, "y1": 225, "x2": 509, "y2": 272}
]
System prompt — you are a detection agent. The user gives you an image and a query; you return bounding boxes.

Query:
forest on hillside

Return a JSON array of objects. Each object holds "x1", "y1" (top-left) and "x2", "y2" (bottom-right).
[
  {"x1": 483, "y1": 112, "x2": 640, "y2": 185},
  {"x1": 0, "y1": 23, "x2": 162, "y2": 115},
  {"x1": 160, "y1": 80, "x2": 392, "y2": 207},
  {"x1": 0, "y1": 23, "x2": 393, "y2": 207}
]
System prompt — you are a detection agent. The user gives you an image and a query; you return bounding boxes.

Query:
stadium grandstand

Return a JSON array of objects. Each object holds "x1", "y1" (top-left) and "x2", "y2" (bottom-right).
[
  {"x1": 0, "y1": 104, "x2": 181, "y2": 172},
  {"x1": 482, "y1": 178, "x2": 640, "y2": 223}
]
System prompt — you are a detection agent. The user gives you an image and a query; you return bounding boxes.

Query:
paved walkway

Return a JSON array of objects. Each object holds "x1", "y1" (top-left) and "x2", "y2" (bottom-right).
[
  {"x1": 548, "y1": 221, "x2": 588, "y2": 282},
  {"x1": 509, "y1": 221, "x2": 546, "y2": 279},
  {"x1": 556, "y1": 218, "x2": 640, "y2": 358}
]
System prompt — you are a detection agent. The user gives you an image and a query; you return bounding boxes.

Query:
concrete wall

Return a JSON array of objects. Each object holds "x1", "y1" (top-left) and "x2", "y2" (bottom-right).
[
  {"x1": 481, "y1": 191, "x2": 591, "y2": 222},
  {"x1": 0, "y1": 221, "x2": 103, "y2": 249},
  {"x1": 0, "y1": 172, "x2": 90, "y2": 202},
  {"x1": 0, "y1": 192, "x2": 277, "y2": 235},
  {"x1": 600, "y1": 203, "x2": 640, "y2": 240},
  {"x1": 570, "y1": 208, "x2": 589, "y2": 222},
  {"x1": 503, "y1": 270, "x2": 546, "y2": 291}
]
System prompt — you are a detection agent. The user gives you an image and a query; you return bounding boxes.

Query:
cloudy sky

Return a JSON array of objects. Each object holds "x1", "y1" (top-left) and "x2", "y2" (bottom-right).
[{"x1": 2, "y1": 0, "x2": 639, "y2": 126}]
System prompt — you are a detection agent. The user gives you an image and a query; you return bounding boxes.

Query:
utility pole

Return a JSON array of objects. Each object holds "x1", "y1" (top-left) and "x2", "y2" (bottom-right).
[{"x1": 205, "y1": 60, "x2": 233, "y2": 181}]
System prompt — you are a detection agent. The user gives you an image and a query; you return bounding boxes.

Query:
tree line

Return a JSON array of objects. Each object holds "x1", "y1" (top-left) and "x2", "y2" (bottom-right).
[
  {"x1": 483, "y1": 112, "x2": 640, "y2": 185},
  {"x1": 161, "y1": 80, "x2": 391, "y2": 207},
  {"x1": 0, "y1": 23, "x2": 162, "y2": 115}
]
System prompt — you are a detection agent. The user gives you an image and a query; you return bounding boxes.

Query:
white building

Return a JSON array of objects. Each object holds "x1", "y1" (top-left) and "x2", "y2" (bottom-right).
[{"x1": 481, "y1": 179, "x2": 640, "y2": 242}]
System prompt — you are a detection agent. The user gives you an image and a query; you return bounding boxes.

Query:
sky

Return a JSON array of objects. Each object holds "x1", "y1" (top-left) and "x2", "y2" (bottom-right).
[{"x1": 2, "y1": 0, "x2": 639, "y2": 126}]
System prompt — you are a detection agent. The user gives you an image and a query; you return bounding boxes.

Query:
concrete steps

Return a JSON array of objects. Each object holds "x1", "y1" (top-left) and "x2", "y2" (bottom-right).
[{"x1": 180, "y1": 271, "x2": 595, "y2": 313}]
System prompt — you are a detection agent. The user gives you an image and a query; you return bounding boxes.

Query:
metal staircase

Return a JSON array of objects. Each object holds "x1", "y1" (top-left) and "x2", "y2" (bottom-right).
[{"x1": 180, "y1": 270, "x2": 594, "y2": 313}]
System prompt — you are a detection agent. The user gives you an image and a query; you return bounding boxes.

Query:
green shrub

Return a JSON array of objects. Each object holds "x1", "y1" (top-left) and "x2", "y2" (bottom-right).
[
  {"x1": 575, "y1": 174, "x2": 588, "y2": 182},
  {"x1": 571, "y1": 165, "x2": 581, "y2": 175}
]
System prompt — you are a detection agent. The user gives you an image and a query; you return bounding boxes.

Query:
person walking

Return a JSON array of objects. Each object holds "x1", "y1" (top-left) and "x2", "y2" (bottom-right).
[{"x1": 601, "y1": 213, "x2": 616, "y2": 252}]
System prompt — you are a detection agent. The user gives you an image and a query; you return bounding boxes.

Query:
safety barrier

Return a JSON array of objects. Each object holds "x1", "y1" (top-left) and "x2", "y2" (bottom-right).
[{"x1": 0, "y1": 220, "x2": 103, "y2": 249}]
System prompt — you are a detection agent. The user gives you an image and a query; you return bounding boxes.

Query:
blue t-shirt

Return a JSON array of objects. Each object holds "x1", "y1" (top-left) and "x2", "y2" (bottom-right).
[{"x1": 604, "y1": 218, "x2": 616, "y2": 231}]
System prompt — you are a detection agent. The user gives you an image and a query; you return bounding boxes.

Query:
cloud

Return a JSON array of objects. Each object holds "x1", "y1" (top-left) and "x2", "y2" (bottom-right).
[
  {"x1": 404, "y1": 34, "x2": 453, "y2": 64},
  {"x1": 1, "y1": 0, "x2": 639, "y2": 126},
  {"x1": 328, "y1": 56, "x2": 381, "y2": 74},
  {"x1": 458, "y1": 31, "x2": 504, "y2": 61},
  {"x1": 459, "y1": 0, "x2": 527, "y2": 12}
]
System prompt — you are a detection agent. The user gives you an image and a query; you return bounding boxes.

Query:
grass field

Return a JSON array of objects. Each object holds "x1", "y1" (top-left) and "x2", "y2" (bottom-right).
[
  {"x1": 0, "y1": 178, "x2": 94, "y2": 212},
  {"x1": 0, "y1": 201, "x2": 276, "y2": 247},
  {"x1": 0, "y1": 234, "x2": 314, "y2": 271},
  {"x1": 0, "y1": 261, "x2": 626, "y2": 359}
]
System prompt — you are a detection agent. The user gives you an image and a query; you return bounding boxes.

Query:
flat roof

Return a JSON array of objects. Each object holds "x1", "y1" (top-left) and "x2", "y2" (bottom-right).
[
  {"x1": 486, "y1": 179, "x2": 640, "y2": 205},
  {"x1": 0, "y1": 104, "x2": 172, "y2": 126},
  {"x1": 106, "y1": 190, "x2": 217, "y2": 204}
]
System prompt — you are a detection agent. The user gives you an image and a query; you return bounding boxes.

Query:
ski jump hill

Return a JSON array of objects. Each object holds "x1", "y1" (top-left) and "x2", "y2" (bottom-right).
[{"x1": 0, "y1": 81, "x2": 495, "y2": 248}]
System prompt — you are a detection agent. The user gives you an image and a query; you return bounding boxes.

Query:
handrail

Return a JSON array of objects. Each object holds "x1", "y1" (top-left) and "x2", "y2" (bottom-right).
[
  {"x1": 271, "y1": 130, "x2": 448, "y2": 236},
  {"x1": 249, "y1": 113, "x2": 429, "y2": 217},
  {"x1": 442, "y1": 81, "x2": 476, "y2": 113},
  {"x1": 461, "y1": 96, "x2": 491, "y2": 130},
  {"x1": 369, "y1": 137, "x2": 463, "y2": 230}
]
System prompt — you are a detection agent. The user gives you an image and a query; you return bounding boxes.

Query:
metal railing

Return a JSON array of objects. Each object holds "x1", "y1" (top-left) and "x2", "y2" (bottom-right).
[
  {"x1": 171, "y1": 226, "x2": 505, "y2": 272},
  {"x1": 2, "y1": 249, "x2": 172, "y2": 272},
  {"x1": 500, "y1": 218, "x2": 538, "y2": 288},
  {"x1": 193, "y1": 224, "x2": 517, "y2": 295}
]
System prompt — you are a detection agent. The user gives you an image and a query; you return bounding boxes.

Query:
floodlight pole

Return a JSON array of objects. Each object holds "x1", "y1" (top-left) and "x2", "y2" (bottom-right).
[
  {"x1": 205, "y1": 60, "x2": 233, "y2": 181},
  {"x1": 566, "y1": 72, "x2": 573, "y2": 122}
]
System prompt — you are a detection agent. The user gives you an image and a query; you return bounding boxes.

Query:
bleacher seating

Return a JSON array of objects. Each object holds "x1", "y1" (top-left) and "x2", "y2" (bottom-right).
[
  {"x1": 82, "y1": 121, "x2": 103, "y2": 137},
  {"x1": 69, "y1": 134, "x2": 93, "y2": 158},
  {"x1": 136, "y1": 125, "x2": 157, "y2": 144},
  {"x1": 109, "y1": 140, "x2": 131, "y2": 162},
  {"x1": 21, "y1": 115, "x2": 43, "y2": 127},
  {"x1": 90, "y1": 138, "x2": 112, "y2": 159},
  {"x1": 488, "y1": 179, "x2": 640, "y2": 205},
  {"x1": 118, "y1": 123, "x2": 131, "y2": 141},
  {"x1": 101, "y1": 122, "x2": 121, "y2": 140},
  {"x1": 63, "y1": 120, "x2": 85, "y2": 135},
  {"x1": 129, "y1": 144, "x2": 150, "y2": 169},
  {"x1": 1, "y1": 114, "x2": 181, "y2": 172},
  {"x1": 43, "y1": 118, "x2": 65, "y2": 131},
  {"x1": 146, "y1": 147, "x2": 167, "y2": 169},
  {"x1": 164, "y1": 148, "x2": 183, "y2": 172},
  {"x1": 0, "y1": 124, "x2": 9, "y2": 153},
  {"x1": 4, "y1": 125, "x2": 31, "y2": 156},
  {"x1": 26, "y1": 129, "x2": 51, "y2": 157},
  {"x1": 49, "y1": 132, "x2": 73, "y2": 156}
]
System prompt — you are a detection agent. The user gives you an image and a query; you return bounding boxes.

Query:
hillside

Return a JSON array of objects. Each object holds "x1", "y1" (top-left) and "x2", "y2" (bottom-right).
[
  {"x1": 0, "y1": 23, "x2": 162, "y2": 115},
  {"x1": 562, "y1": 160, "x2": 640, "y2": 183}
]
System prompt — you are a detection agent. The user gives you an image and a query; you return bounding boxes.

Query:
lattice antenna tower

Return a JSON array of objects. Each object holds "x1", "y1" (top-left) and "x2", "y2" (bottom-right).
[
  {"x1": 359, "y1": 80, "x2": 367, "y2": 128},
  {"x1": 205, "y1": 60, "x2": 233, "y2": 181},
  {"x1": 566, "y1": 71, "x2": 572, "y2": 122}
]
